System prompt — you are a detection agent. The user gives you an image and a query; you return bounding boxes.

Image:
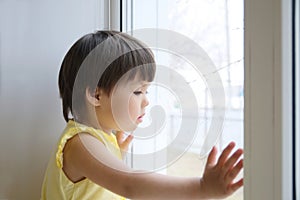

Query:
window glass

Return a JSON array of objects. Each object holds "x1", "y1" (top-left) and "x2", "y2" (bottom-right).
[{"x1": 123, "y1": 1, "x2": 244, "y2": 199}]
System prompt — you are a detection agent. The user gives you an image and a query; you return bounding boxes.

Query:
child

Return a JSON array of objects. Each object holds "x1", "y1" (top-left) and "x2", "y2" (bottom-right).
[{"x1": 41, "y1": 30, "x2": 243, "y2": 200}]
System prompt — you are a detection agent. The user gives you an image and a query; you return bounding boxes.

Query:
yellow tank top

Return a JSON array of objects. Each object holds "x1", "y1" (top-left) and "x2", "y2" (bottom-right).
[{"x1": 41, "y1": 120, "x2": 125, "y2": 200}]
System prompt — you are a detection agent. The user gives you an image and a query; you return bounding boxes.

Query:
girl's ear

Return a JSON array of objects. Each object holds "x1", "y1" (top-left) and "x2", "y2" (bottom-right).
[{"x1": 85, "y1": 87, "x2": 101, "y2": 106}]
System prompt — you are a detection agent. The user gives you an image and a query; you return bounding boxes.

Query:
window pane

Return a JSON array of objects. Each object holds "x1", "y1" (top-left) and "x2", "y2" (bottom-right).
[{"x1": 124, "y1": 1, "x2": 244, "y2": 199}]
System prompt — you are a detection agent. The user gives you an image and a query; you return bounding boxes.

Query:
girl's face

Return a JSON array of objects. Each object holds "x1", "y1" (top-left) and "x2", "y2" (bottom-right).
[{"x1": 96, "y1": 78, "x2": 150, "y2": 133}]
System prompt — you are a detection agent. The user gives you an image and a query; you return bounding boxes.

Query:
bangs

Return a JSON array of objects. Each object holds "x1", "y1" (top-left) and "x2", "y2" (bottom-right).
[
  {"x1": 125, "y1": 49, "x2": 156, "y2": 83},
  {"x1": 98, "y1": 47, "x2": 156, "y2": 94}
]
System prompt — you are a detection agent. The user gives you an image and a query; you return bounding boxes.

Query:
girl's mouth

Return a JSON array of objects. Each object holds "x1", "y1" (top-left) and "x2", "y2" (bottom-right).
[{"x1": 137, "y1": 113, "x2": 145, "y2": 122}]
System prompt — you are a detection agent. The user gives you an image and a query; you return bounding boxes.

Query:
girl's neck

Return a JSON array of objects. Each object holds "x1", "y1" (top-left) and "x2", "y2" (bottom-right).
[{"x1": 75, "y1": 117, "x2": 113, "y2": 134}]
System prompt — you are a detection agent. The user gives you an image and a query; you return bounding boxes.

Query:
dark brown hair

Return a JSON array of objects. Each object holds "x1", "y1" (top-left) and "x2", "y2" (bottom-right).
[{"x1": 58, "y1": 30, "x2": 156, "y2": 122}]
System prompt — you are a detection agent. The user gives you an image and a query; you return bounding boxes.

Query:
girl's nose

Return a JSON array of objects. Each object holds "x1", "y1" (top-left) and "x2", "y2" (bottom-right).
[{"x1": 142, "y1": 96, "x2": 149, "y2": 108}]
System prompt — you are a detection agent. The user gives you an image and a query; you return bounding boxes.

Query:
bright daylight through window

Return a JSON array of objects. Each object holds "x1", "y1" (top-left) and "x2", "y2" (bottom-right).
[{"x1": 122, "y1": 1, "x2": 244, "y2": 199}]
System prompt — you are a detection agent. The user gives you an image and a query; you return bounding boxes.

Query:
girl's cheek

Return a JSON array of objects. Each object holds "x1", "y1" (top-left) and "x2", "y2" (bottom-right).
[{"x1": 129, "y1": 98, "x2": 139, "y2": 115}]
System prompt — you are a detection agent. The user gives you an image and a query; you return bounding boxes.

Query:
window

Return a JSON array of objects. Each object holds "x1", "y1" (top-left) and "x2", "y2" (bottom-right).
[{"x1": 121, "y1": 0, "x2": 244, "y2": 199}]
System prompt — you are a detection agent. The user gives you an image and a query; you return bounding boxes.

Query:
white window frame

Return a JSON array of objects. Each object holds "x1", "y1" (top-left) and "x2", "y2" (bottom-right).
[
  {"x1": 105, "y1": 0, "x2": 121, "y2": 31},
  {"x1": 109, "y1": 0, "x2": 295, "y2": 199},
  {"x1": 244, "y1": 0, "x2": 294, "y2": 199},
  {"x1": 295, "y1": 0, "x2": 300, "y2": 197}
]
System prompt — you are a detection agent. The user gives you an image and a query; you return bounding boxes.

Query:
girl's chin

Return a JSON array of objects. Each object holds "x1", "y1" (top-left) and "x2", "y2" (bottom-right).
[
  {"x1": 115, "y1": 117, "x2": 144, "y2": 131},
  {"x1": 117, "y1": 123, "x2": 138, "y2": 132}
]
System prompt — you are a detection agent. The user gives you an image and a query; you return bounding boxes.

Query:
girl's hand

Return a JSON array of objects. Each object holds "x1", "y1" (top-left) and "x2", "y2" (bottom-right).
[
  {"x1": 200, "y1": 142, "x2": 243, "y2": 199},
  {"x1": 116, "y1": 131, "x2": 134, "y2": 155}
]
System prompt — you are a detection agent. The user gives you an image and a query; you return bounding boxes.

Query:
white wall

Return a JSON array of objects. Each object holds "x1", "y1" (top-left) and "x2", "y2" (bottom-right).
[{"x1": 0, "y1": 0, "x2": 104, "y2": 199}]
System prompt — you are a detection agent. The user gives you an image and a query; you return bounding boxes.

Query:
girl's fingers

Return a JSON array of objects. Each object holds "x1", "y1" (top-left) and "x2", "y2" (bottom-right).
[
  {"x1": 217, "y1": 142, "x2": 236, "y2": 167},
  {"x1": 116, "y1": 131, "x2": 124, "y2": 143},
  {"x1": 116, "y1": 131, "x2": 133, "y2": 151},
  {"x1": 225, "y1": 159, "x2": 243, "y2": 183},
  {"x1": 222, "y1": 149, "x2": 243, "y2": 176},
  {"x1": 228, "y1": 178, "x2": 244, "y2": 193},
  {"x1": 205, "y1": 146, "x2": 217, "y2": 168},
  {"x1": 122, "y1": 134, "x2": 134, "y2": 148}
]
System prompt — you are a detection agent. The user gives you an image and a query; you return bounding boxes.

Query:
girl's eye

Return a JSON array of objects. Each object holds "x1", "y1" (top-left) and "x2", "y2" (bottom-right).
[
  {"x1": 134, "y1": 91, "x2": 142, "y2": 95},
  {"x1": 133, "y1": 91, "x2": 148, "y2": 95}
]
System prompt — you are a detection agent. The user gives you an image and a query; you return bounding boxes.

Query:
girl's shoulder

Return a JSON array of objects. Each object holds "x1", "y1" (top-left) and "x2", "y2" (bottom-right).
[{"x1": 56, "y1": 120, "x2": 122, "y2": 168}]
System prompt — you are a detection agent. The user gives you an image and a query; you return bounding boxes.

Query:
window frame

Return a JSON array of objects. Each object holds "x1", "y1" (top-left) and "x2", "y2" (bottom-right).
[
  {"x1": 244, "y1": 0, "x2": 294, "y2": 199},
  {"x1": 293, "y1": 0, "x2": 300, "y2": 198}
]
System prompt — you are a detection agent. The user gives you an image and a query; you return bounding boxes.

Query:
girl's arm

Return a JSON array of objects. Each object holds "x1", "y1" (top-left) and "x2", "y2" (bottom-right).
[{"x1": 63, "y1": 132, "x2": 243, "y2": 200}]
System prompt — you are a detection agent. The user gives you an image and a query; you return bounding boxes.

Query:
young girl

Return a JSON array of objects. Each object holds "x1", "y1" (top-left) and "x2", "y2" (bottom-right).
[{"x1": 41, "y1": 30, "x2": 243, "y2": 200}]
